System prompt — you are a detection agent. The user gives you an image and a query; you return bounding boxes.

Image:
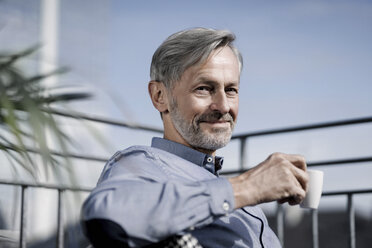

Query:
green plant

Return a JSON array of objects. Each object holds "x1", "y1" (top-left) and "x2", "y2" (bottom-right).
[{"x1": 0, "y1": 46, "x2": 91, "y2": 179}]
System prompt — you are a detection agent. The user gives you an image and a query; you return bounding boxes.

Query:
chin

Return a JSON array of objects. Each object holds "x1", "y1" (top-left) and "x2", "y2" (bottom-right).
[{"x1": 196, "y1": 135, "x2": 232, "y2": 151}]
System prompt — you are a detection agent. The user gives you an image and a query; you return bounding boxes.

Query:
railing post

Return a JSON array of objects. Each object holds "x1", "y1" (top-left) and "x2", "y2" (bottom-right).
[
  {"x1": 19, "y1": 186, "x2": 28, "y2": 248},
  {"x1": 347, "y1": 194, "x2": 356, "y2": 248},
  {"x1": 311, "y1": 209, "x2": 319, "y2": 248},
  {"x1": 276, "y1": 204, "x2": 285, "y2": 247},
  {"x1": 239, "y1": 137, "x2": 247, "y2": 170},
  {"x1": 57, "y1": 189, "x2": 64, "y2": 248}
]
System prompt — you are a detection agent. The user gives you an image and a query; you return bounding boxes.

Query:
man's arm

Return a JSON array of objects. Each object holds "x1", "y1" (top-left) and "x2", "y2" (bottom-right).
[
  {"x1": 229, "y1": 152, "x2": 308, "y2": 209},
  {"x1": 81, "y1": 149, "x2": 235, "y2": 247}
]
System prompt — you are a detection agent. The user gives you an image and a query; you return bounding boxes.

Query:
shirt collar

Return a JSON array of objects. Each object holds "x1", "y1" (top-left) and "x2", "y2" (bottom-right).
[{"x1": 151, "y1": 137, "x2": 224, "y2": 175}]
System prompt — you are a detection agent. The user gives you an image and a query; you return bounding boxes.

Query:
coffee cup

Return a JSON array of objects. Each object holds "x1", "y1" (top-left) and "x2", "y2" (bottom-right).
[{"x1": 300, "y1": 169, "x2": 324, "y2": 209}]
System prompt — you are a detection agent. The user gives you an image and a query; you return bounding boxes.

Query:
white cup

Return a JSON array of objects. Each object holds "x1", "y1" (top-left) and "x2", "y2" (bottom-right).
[{"x1": 300, "y1": 169, "x2": 324, "y2": 209}]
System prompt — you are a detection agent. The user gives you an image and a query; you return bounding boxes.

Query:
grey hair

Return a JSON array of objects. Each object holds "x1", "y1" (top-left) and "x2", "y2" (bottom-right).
[{"x1": 150, "y1": 27, "x2": 243, "y2": 89}]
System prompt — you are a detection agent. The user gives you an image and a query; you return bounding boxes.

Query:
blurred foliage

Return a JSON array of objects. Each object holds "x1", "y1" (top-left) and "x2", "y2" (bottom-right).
[{"x1": 0, "y1": 46, "x2": 91, "y2": 179}]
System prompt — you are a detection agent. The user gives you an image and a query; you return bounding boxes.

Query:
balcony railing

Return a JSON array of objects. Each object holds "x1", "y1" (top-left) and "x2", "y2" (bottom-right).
[
  {"x1": 1, "y1": 109, "x2": 371, "y2": 248},
  {"x1": 224, "y1": 115, "x2": 372, "y2": 248}
]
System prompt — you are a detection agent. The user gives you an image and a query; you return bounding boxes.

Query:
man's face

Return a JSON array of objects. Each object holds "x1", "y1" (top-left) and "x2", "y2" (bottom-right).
[{"x1": 165, "y1": 46, "x2": 240, "y2": 153}]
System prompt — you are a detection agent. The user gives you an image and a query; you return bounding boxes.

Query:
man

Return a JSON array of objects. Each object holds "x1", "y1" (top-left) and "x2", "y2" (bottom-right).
[{"x1": 81, "y1": 28, "x2": 308, "y2": 248}]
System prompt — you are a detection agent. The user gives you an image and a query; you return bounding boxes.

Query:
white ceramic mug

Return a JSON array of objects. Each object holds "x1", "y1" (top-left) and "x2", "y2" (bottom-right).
[{"x1": 300, "y1": 169, "x2": 324, "y2": 209}]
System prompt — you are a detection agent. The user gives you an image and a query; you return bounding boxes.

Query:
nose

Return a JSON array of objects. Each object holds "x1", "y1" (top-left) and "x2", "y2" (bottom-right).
[{"x1": 210, "y1": 90, "x2": 230, "y2": 114}]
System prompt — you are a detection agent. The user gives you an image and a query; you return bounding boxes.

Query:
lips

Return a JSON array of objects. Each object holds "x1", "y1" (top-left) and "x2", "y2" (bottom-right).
[
  {"x1": 197, "y1": 111, "x2": 234, "y2": 125},
  {"x1": 201, "y1": 120, "x2": 230, "y2": 125},
  {"x1": 201, "y1": 121, "x2": 231, "y2": 128},
  {"x1": 198, "y1": 119, "x2": 233, "y2": 132}
]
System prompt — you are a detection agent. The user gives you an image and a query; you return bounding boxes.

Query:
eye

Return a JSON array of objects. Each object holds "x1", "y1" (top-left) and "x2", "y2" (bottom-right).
[
  {"x1": 226, "y1": 87, "x2": 238, "y2": 96},
  {"x1": 195, "y1": 86, "x2": 212, "y2": 94}
]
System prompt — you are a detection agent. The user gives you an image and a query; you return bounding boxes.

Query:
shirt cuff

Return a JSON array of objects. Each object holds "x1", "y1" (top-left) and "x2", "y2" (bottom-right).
[{"x1": 204, "y1": 178, "x2": 235, "y2": 216}]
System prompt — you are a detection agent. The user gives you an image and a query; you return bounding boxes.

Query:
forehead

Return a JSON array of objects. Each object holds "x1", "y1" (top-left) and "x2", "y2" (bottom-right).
[
  {"x1": 203, "y1": 46, "x2": 239, "y2": 70},
  {"x1": 183, "y1": 47, "x2": 240, "y2": 82}
]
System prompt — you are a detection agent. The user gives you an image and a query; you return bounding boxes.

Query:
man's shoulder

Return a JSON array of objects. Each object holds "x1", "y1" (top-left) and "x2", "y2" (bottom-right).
[
  {"x1": 109, "y1": 145, "x2": 175, "y2": 163},
  {"x1": 97, "y1": 145, "x2": 168, "y2": 184},
  {"x1": 104, "y1": 144, "x2": 188, "y2": 173},
  {"x1": 100, "y1": 144, "x2": 213, "y2": 182}
]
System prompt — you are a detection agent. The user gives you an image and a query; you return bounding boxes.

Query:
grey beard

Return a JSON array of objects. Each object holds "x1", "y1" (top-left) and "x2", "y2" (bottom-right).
[{"x1": 169, "y1": 100, "x2": 234, "y2": 151}]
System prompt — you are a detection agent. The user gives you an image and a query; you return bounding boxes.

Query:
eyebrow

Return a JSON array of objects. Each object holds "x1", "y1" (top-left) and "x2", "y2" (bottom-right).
[
  {"x1": 195, "y1": 75, "x2": 212, "y2": 82},
  {"x1": 195, "y1": 76, "x2": 239, "y2": 85},
  {"x1": 196, "y1": 77, "x2": 217, "y2": 86}
]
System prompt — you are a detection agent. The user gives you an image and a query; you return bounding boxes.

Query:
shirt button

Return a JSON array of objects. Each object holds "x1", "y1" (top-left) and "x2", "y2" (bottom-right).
[
  {"x1": 207, "y1": 157, "x2": 213, "y2": 163},
  {"x1": 222, "y1": 201, "x2": 230, "y2": 212}
]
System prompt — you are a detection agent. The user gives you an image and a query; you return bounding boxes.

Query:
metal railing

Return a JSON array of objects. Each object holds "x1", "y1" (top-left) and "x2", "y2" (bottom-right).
[
  {"x1": 0, "y1": 179, "x2": 92, "y2": 248},
  {"x1": 273, "y1": 188, "x2": 372, "y2": 248},
  {"x1": 1, "y1": 108, "x2": 372, "y2": 248},
  {"x1": 223, "y1": 115, "x2": 372, "y2": 248},
  {"x1": 229, "y1": 115, "x2": 372, "y2": 171}
]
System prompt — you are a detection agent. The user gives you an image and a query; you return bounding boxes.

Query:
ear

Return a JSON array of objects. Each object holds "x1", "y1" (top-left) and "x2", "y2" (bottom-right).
[{"x1": 148, "y1": 80, "x2": 169, "y2": 114}]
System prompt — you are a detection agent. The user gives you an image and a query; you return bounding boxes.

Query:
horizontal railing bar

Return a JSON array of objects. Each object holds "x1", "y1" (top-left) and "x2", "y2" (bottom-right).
[
  {"x1": 232, "y1": 116, "x2": 372, "y2": 139},
  {"x1": 2, "y1": 144, "x2": 109, "y2": 162},
  {"x1": 322, "y1": 188, "x2": 372, "y2": 196},
  {"x1": 220, "y1": 156, "x2": 372, "y2": 175},
  {"x1": 307, "y1": 156, "x2": 372, "y2": 167},
  {"x1": 0, "y1": 179, "x2": 92, "y2": 192},
  {"x1": 48, "y1": 108, "x2": 163, "y2": 133}
]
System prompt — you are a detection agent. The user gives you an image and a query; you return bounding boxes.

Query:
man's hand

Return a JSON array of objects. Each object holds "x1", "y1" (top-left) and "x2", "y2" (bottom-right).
[{"x1": 228, "y1": 153, "x2": 308, "y2": 209}]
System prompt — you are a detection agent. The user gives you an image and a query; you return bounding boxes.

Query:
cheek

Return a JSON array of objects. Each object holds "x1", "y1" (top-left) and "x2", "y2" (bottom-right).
[
  {"x1": 230, "y1": 104, "x2": 239, "y2": 123},
  {"x1": 229, "y1": 99, "x2": 239, "y2": 119},
  {"x1": 180, "y1": 97, "x2": 210, "y2": 116}
]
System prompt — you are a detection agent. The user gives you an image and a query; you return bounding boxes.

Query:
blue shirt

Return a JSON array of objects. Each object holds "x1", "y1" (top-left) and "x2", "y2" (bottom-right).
[{"x1": 81, "y1": 137, "x2": 281, "y2": 247}]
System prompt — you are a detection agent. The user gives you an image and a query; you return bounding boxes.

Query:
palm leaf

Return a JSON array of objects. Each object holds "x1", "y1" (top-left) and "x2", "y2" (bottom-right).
[{"x1": 0, "y1": 46, "x2": 92, "y2": 180}]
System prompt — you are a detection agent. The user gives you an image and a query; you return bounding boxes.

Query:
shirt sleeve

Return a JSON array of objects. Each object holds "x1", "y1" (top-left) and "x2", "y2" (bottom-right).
[{"x1": 81, "y1": 148, "x2": 235, "y2": 247}]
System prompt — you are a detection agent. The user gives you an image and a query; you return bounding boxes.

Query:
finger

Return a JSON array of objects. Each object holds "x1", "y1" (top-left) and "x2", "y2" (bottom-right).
[
  {"x1": 288, "y1": 197, "x2": 301, "y2": 206},
  {"x1": 278, "y1": 169, "x2": 307, "y2": 205},
  {"x1": 278, "y1": 195, "x2": 303, "y2": 205},
  {"x1": 292, "y1": 183, "x2": 307, "y2": 204},
  {"x1": 277, "y1": 183, "x2": 306, "y2": 205},
  {"x1": 282, "y1": 154, "x2": 307, "y2": 171},
  {"x1": 278, "y1": 187, "x2": 306, "y2": 205},
  {"x1": 291, "y1": 165, "x2": 309, "y2": 192},
  {"x1": 277, "y1": 198, "x2": 288, "y2": 204}
]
